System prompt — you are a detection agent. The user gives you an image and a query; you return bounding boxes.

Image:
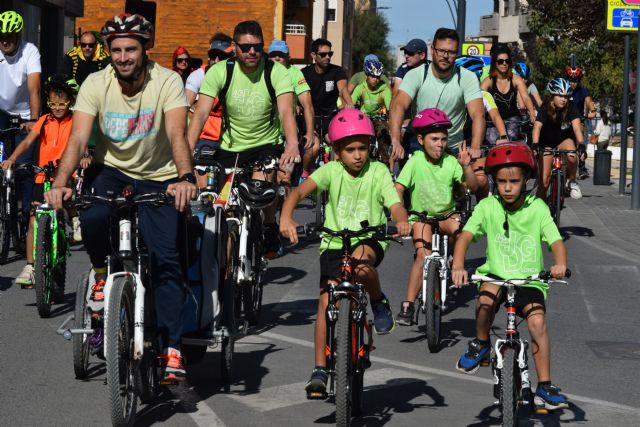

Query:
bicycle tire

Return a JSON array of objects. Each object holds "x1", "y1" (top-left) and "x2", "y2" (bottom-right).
[
  {"x1": 106, "y1": 276, "x2": 137, "y2": 427},
  {"x1": 335, "y1": 299, "x2": 353, "y2": 427},
  {"x1": 0, "y1": 212, "x2": 9, "y2": 259},
  {"x1": 554, "y1": 171, "x2": 563, "y2": 226},
  {"x1": 52, "y1": 224, "x2": 67, "y2": 302},
  {"x1": 34, "y1": 215, "x2": 53, "y2": 318},
  {"x1": 135, "y1": 347, "x2": 158, "y2": 404},
  {"x1": 72, "y1": 273, "x2": 91, "y2": 379},
  {"x1": 423, "y1": 260, "x2": 442, "y2": 353},
  {"x1": 243, "y1": 214, "x2": 264, "y2": 326},
  {"x1": 500, "y1": 347, "x2": 519, "y2": 427},
  {"x1": 222, "y1": 220, "x2": 240, "y2": 383}
]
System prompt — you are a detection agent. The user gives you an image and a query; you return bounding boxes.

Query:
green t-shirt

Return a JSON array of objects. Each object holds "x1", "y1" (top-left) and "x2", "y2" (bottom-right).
[
  {"x1": 396, "y1": 151, "x2": 463, "y2": 217},
  {"x1": 352, "y1": 81, "x2": 391, "y2": 117},
  {"x1": 463, "y1": 195, "x2": 562, "y2": 297},
  {"x1": 350, "y1": 70, "x2": 390, "y2": 86},
  {"x1": 276, "y1": 65, "x2": 310, "y2": 134},
  {"x1": 399, "y1": 64, "x2": 481, "y2": 148},
  {"x1": 199, "y1": 59, "x2": 294, "y2": 152},
  {"x1": 310, "y1": 160, "x2": 400, "y2": 252}
]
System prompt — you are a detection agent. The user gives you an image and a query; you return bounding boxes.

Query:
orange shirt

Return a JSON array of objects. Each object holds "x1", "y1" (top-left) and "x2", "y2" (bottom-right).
[{"x1": 32, "y1": 113, "x2": 72, "y2": 184}]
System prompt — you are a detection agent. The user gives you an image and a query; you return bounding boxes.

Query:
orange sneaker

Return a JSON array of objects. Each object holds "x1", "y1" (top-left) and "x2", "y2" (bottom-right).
[
  {"x1": 91, "y1": 279, "x2": 105, "y2": 301},
  {"x1": 160, "y1": 347, "x2": 185, "y2": 383}
]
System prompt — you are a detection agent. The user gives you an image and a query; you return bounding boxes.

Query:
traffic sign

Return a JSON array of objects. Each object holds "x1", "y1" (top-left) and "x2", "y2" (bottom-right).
[
  {"x1": 462, "y1": 43, "x2": 484, "y2": 56},
  {"x1": 607, "y1": 0, "x2": 640, "y2": 32}
]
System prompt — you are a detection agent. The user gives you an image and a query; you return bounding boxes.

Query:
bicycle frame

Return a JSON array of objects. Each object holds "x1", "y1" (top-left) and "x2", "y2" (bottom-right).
[
  {"x1": 423, "y1": 230, "x2": 450, "y2": 309},
  {"x1": 33, "y1": 171, "x2": 68, "y2": 268}
]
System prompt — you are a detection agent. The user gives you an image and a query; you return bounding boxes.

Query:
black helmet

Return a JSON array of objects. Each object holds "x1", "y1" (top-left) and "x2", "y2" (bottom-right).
[
  {"x1": 44, "y1": 74, "x2": 80, "y2": 98},
  {"x1": 238, "y1": 178, "x2": 277, "y2": 209}
]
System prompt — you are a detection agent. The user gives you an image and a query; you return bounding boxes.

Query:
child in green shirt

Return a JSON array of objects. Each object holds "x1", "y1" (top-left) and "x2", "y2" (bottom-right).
[
  {"x1": 395, "y1": 108, "x2": 479, "y2": 326},
  {"x1": 280, "y1": 108, "x2": 411, "y2": 399},
  {"x1": 452, "y1": 142, "x2": 569, "y2": 410}
]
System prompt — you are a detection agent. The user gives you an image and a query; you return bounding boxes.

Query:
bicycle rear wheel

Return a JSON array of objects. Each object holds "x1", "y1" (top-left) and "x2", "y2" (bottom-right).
[
  {"x1": 106, "y1": 276, "x2": 137, "y2": 427},
  {"x1": 221, "y1": 220, "x2": 239, "y2": 383},
  {"x1": 34, "y1": 215, "x2": 53, "y2": 318},
  {"x1": 500, "y1": 347, "x2": 520, "y2": 427},
  {"x1": 423, "y1": 260, "x2": 442, "y2": 353},
  {"x1": 72, "y1": 273, "x2": 91, "y2": 379},
  {"x1": 335, "y1": 299, "x2": 353, "y2": 427}
]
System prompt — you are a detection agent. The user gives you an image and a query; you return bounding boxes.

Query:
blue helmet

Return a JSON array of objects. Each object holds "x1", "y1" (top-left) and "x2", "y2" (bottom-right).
[
  {"x1": 363, "y1": 56, "x2": 383, "y2": 77},
  {"x1": 455, "y1": 55, "x2": 485, "y2": 79},
  {"x1": 515, "y1": 62, "x2": 531, "y2": 80},
  {"x1": 546, "y1": 78, "x2": 572, "y2": 96}
]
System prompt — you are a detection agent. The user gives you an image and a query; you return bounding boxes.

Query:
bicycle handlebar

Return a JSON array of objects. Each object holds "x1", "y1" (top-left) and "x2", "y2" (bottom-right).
[
  {"x1": 408, "y1": 210, "x2": 460, "y2": 224},
  {"x1": 295, "y1": 223, "x2": 403, "y2": 244},
  {"x1": 73, "y1": 192, "x2": 173, "y2": 210},
  {"x1": 470, "y1": 269, "x2": 571, "y2": 286}
]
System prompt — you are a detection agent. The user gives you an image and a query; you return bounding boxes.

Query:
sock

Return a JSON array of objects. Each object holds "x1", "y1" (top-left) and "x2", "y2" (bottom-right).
[
  {"x1": 538, "y1": 381, "x2": 551, "y2": 388},
  {"x1": 477, "y1": 338, "x2": 490, "y2": 346}
]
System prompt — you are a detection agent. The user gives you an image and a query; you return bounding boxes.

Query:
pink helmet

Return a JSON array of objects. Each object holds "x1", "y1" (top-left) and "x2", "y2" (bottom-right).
[
  {"x1": 327, "y1": 108, "x2": 375, "y2": 144},
  {"x1": 411, "y1": 108, "x2": 452, "y2": 132}
]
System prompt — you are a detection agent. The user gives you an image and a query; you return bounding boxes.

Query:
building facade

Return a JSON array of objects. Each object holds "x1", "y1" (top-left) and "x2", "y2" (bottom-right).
[{"x1": 479, "y1": 0, "x2": 532, "y2": 53}]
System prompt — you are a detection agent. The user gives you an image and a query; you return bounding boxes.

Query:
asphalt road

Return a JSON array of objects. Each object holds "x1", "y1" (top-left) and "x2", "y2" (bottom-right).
[{"x1": 1, "y1": 198, "x2": 639, "y2": 426}]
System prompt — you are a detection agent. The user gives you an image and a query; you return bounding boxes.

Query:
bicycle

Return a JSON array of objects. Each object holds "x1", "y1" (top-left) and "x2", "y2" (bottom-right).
[
  {"x1": 369, "y1": 114, "x2": 392, "y2": 167},
  {"x1": 470, "y1": 270, "x2": 570, "y2": 426},
  {"x1": 538, "y1": 147, "x2": 577, "y2": 226},
  {"x1": 408, "y1": 210, "x2": 462, "y2": 353},
  {"x1": 298, "y1": 222, "x2": 399, "y2": 426}
]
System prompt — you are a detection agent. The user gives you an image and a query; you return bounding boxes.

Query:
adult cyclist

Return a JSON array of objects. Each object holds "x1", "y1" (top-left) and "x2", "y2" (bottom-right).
[
  {"x1": 45, "y1": 14, "x2": 197, "y2": 382},
  {"x1": 566, "y1": 66, "x2": 596, "y2": 179}
]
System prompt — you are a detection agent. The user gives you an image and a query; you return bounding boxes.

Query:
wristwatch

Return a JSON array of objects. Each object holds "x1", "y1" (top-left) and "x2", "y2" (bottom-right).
[
  {"x1": 178, "y1": 172, "x2": 197, "y2": 184},
  {"x1": 499, "y1": 134, "x2": 508, "y2": 140}
]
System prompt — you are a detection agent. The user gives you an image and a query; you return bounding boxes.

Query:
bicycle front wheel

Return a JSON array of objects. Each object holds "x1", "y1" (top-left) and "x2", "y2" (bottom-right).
[
  {"x1": 34, "y1": 215, "x2": 53, "y2": 318},
  {"x1": 500, "y1": 347, "x2": 520, "y2": 427},
  {"x1": 72, "y1": 273, "x2": 91, "y2": 379},
  {"x1": 52, "y1": 221, "x2": 67, "y2": 302},
  {"x1": 335, "y1": 299, "x2": 353, "y2": 426},
  {"x1": 243, "y1": 214, "x2": 264, "y2": 326},
  {"x1": 106, "y1": 276, "x2": 138, "y2": 427},
  {"x1": 423, "y1": 260, "x2": 442, "y2": 353}
]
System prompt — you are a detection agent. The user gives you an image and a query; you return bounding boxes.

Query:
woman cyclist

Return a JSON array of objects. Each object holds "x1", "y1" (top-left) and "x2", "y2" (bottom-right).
[
  {"x1": 481, "y1": 44, "x2": 536, "y2": 144},
  {"x1": 532, "y1": 78, "x2": 583, "y2": 200}
]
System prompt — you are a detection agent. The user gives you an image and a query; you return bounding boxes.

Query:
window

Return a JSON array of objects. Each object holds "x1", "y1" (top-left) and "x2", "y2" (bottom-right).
[
  {"x1": 502, "y1": 0, "x2": 509, "y2": 17},
  {"x1": 328, "y1": 0, "x2": 337, "y2": 22},
  {"x1": 125, "y1": 1, "x2": 157, "y2": 29}
]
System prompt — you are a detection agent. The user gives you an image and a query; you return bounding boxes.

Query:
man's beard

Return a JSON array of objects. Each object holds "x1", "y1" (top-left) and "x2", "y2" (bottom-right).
[
  {"x1": 432, "y1": 58, "x2": 453, "y2": 75},
  {"x1": 115, "y1": 55, "x2": 148, "y2": 83}
]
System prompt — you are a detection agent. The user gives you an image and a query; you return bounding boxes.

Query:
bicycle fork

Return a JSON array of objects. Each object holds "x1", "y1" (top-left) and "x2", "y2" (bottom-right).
[{"x1": 422, "y1": 234, "x2": 449, "y2": 310}]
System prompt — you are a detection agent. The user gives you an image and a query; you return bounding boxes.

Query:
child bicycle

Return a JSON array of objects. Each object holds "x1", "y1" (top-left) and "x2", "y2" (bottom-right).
[
  {"x1": 470, "y1": 270, "x2": 570, "y2": 427},
  {"x1": 408, "y1": 210, "x2": 462, "y2": 353},
  {"x1": 298, "y1": 222, "x2": 400, "y2": 427},
  {"x1": 539, "y1": 147, "x2": 577, "y2": 226}
]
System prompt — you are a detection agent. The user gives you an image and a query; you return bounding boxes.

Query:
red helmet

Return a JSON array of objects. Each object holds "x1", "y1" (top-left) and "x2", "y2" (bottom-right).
[
  {"x1": 484, "y1": 142, "x2": 536, "y2": 176},
  {"x1": 565, "y1": 66, "x2": 583, "y2": 81},
  {"x1": 327, "y1": 108, "x2": 375, "y2": 144}
]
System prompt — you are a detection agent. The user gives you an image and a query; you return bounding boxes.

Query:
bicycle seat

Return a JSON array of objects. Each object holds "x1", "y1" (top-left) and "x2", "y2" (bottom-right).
[{"x1": 237, "y1": 178, "x2": 277, "y2": 209}]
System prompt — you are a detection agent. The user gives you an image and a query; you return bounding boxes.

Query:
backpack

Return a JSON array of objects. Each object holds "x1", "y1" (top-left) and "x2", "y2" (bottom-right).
[{"x1": 211, "y1": 57, "x2": 277, "y2": 133}]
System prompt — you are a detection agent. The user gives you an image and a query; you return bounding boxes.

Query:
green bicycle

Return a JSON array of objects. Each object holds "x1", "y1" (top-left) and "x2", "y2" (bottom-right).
[{"x1": 32, "y1": 162, "x2": 69, "y2": 318}]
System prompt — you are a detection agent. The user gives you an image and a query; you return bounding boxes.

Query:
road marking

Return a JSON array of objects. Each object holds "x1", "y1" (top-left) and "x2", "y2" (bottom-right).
[
  {"x1": 225, "y1": 367, "x2": 427, "y2": 412},
  {"x1": 259, "y1": 331, "x2": 640, "y2": 416},
  {"x1": 573, "y1": 265, "x2": 598, "y2": 323},
  {"x1": 167, "y1": 386, "x2": 227, "y2": 427}
]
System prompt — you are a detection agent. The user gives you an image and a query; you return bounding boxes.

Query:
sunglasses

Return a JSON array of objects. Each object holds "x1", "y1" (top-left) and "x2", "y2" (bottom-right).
[
  {"x1": 47, "y1": 101, "x2": 71, "y2": 109},
  {"x1": 237, "y1": 43, "x2": 264, "y2": 53},
  {"x1": 316, "y1": 51, "x2": 334, "y2": 58},
  {"x1": 209, "y1": 52, "x2": 231, "y2": 61},
  {"x1": 80, "y1": 42, "x2": 96, "y2": 48},
  {"x1": 175, "y1": 57, "x2": 190, "y2": 64},
  {"x1": 496, "y1": 58, "x2": 511, "y2": 65}
]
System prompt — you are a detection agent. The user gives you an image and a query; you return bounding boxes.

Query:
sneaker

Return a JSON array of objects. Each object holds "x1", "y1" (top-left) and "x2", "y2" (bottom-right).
[
  {"x1": 568, "y1": 181, "x2": 582, "y2": 199},
  {"x1": 456, "y1": 338, "x2": 491, "y2": 374},
  {"x1": 578, "y1": 168, "x2": 590, "y2": 180},
  {"x1": 91, "y1": 278, "x2": 106, "y2": 302},
  {"x1": 371, "y1": 294, "x2": 395, "y2": 334},
  {"x1": 534, "y1": 383, "x2": 569, "y2": 410},
  {"x1": 396, "y1": 301, "x2": 414, "y2": 326},
  {"x1": 263, "y1": 223, "x2": 282, "y2": 259},
  {"x1": 15, "y1": 264, "x2": 35, "y2": 288},
  {"x1": 72, "y1": 216, "x2": 82, "y2": 242},
  {"x1": 305, "y1": 367, "x2": 328, "y2": 399},
  {"x1": 161, "y1": 347, "x2": 186, "y2": 382}
]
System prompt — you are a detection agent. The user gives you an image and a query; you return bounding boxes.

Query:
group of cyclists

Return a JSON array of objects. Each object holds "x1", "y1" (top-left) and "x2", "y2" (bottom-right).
[{"x1": 0, "y1": 7, "x2": 601, "y2": 420}]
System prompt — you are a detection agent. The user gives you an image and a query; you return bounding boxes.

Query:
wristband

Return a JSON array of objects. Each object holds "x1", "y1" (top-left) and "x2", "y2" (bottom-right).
[{"x1": 499, "y1": 134, "x2": 508, "y2": 140}]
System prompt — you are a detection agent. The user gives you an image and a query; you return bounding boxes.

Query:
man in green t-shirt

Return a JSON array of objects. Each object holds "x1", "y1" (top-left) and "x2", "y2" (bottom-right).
[
  {"x1": 451, "y1": 142, "x2": 570, "y2": 411},
  {"x1": 188, "y1": 21, "x2": 300, "y2": 257}
]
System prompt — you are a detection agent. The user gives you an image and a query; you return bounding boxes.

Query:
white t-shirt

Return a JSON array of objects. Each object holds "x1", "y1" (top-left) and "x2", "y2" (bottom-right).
[
  {"x1": 0, "y1": 41, "x2": 41, "y2": 119},
  {"x1": 593, "y1": 120, "x2": 611, "y2": 143},
  {"x1": 185, "y1": 67, "x2": 205, "y2": 94}
]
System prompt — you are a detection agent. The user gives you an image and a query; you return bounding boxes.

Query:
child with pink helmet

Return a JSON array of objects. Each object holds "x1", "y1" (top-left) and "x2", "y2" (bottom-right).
[
  {"x1": 395, "y1": 107, "x2": 479, "y2": 326},
  {"x1": 280, "y1": 108, "x2": 411, "y2": 398}
]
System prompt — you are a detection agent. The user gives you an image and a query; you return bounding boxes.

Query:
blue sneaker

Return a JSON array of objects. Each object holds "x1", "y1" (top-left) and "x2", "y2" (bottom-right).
[
  {"x1": 305, "y1": 367, "x2": 328, "y2": 399},
  {"x1": 534, "y1": 383, "x2": 569, "y2": 410},
  {"x1": 371, "y1": 294, "x2": 395, "y2": 334},
  {"x1": 456, "y1": 338, "x2": 490, "y2": 374}
]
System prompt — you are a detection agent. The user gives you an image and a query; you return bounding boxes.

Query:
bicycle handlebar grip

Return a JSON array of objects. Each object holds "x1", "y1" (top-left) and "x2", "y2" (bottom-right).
[{"x1": 538, "y1": 269, "x2": 571, "y2": 280}]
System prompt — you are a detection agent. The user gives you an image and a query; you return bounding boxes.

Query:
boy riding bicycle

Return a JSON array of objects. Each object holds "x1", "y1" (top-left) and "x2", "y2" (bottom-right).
[
  {"x1": 451, "y1": 142, "x2": 570, "y2": 410},
  {"x1": 394, "y1": 108, "x2": 479, "y2": 325},
  {"x1": 279, "y1": 109, "x2": 411, "y2": 398},
  {"x1": 2, "y1": 75, "x2": 85, "y2": 288}
]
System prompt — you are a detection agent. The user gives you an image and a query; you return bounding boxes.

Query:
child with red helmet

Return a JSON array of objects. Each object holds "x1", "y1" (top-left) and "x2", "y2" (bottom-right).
[
  {"x1": 280, "y1": 108, "x2": 411, "y2": 398},
  {"x1": 452, "y1": 142, "x2": 570, "y2": 410},
  {"x1": 395, "y1": 108, "x2": 479, "y2": 326}
]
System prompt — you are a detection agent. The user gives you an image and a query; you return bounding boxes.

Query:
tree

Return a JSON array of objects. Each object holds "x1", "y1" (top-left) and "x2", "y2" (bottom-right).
[
  {"x1": 524, "y1": 0, "x2": 627, "y2": 113},
  {"x1": 352, "y1": 11, "x2": 394, "y2": 76}
]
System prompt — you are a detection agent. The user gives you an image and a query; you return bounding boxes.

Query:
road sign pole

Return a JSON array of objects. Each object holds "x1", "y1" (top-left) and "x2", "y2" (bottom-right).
[
  {"x1": 457, "y1": 0, "x2": 466, "y2": 54},
  {"x1": 620, "y1": 34, "x2": 631, "y2": 194},
  {"x1": 632, "y1": 30, "x2": 640, "y2": 208}
]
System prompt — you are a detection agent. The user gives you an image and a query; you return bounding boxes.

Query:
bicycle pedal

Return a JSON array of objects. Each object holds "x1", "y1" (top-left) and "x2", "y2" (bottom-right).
[
  {"x1": 306, "y1": 391, "x2": 328, "y2": 400},
  {"x1": 20, "y1": 283, "x2": 34, "y2": 289},
  {"x1": 534, "y1": 406, "x2": 549, "y2": 415},
  {"x1": 480, "y1": 359, "x2": 491, "y2": 367}
]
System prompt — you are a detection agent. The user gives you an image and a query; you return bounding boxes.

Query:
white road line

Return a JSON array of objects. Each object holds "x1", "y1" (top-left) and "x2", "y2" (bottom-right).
[
  {"x1": 259, "y1": 331, "x2": 640, "y2": 416},
  {"x1": 573, "y1": 264, "x2": 598, "y2": 323},
  {"x1": 168, "y1": 387, "x2": 227, "y2": 427}
]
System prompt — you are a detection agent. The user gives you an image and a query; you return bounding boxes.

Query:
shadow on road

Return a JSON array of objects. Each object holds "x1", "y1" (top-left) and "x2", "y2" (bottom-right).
[
  {"x1": 0, "y1": 276, "x2": 12, "y2": 291},
  {"x1": 263, "y1": 265, "x2": 308, "y2": 285},
  {"x1": 468, "y1": 400, "x2": 587, "y2": 426},
  {"x1": 560, "y1": 226, "x2": 594, "y2": 242}
]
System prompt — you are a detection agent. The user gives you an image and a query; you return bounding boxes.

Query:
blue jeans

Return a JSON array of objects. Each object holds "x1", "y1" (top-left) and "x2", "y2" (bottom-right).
[{"x1": 81, "y1": 164, "x2": 185, "y2": 350}]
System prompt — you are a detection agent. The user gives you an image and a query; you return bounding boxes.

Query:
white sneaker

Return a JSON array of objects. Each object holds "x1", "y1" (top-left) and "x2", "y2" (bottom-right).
[
  {"x1": 72, "y1": 216, "x2": 82, "y2": 242},
  {"x1": 15, "y1": 264, "x2": 35, "y2": 288},
  {"x1": 569, "y1": 181, "x2": 582, "y2": 199}
]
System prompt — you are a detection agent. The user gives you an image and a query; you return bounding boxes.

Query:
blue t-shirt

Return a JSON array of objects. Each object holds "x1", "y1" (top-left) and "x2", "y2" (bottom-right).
[
  {"x1": 570, "y1": 86, "x2": 589, "y2": 118},
  {"x1": 395, "y1": 63, "x2": 410, "y2": 80}
]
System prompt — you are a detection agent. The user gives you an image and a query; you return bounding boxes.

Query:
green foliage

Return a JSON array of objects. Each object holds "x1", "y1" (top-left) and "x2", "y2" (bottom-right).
[
  {"x1": 525, "y1": 0, "x2": 628, "y2": 112},
  {"x1": 352, "y1": 11, "x2": 394, "y2": 76}
]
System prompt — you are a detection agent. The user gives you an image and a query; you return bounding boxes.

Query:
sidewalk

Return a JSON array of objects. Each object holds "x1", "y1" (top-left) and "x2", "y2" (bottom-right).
[{"x1": 562, "y1": 158, "x2": 640, "y2": 263}]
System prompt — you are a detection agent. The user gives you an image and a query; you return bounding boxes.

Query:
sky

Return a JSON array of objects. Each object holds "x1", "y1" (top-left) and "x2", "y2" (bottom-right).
[{"x1": 377, "y1": 0, "x2": 495, "y2": 48}]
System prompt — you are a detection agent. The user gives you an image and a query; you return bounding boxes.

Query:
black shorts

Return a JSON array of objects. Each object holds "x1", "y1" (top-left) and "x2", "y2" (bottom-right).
[
  {"x1": 319, "y1": 238, "x2": 384, "y2": 282},
  {"x1": 31, "y1": 183, "x2": 45, "y2": 205},
  {"x1": 496, "y1": 286, "x2": 546, "y2": 317},
  {"x1": 214, "y1": 144, "x2": 284, "y2": 170}
]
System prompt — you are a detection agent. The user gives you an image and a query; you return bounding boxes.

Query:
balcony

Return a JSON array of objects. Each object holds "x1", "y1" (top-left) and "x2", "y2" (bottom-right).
[
  {"x1": 479, "y1": 13, "x2": 499, "y2": 37},
  {"x1": 519, "y1": 13, "x2": 530, "y2": 34},
  {"x1": 285, "y1": 24, "x2": 309, "y2": 61}
]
